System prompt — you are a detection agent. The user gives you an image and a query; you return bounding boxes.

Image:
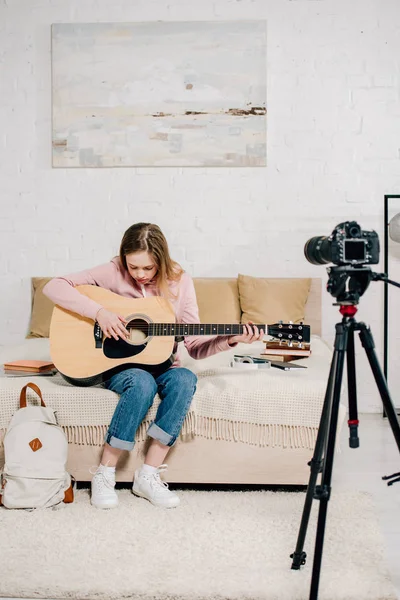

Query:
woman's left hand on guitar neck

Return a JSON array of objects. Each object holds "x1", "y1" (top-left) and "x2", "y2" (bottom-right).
[{"x1": 228, "y1": 323, "x2": 265, "y2": 346}]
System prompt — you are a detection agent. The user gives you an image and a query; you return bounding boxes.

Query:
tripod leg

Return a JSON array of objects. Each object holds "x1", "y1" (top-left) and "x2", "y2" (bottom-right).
[
  {"x1": 309, "y1": 322, "x2": 348, "y2": 600},
  {"x1": 290, "y1": 350, "x2": 338, "y2": 569},
  {"x1": 357, "y1": 323, "x2": 400, "y2": 482},
  {"x1": 346, "y1": 324, "x2": 360, "y2": 448},
  {"x1": 358, "y1": 323, "x2": 400, "y2": 452}
]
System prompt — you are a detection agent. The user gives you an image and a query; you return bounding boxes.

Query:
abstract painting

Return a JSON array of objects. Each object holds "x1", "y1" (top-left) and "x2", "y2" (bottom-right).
[{"x1": 51, "y1": 21, "x2": 266, "y2": 167}]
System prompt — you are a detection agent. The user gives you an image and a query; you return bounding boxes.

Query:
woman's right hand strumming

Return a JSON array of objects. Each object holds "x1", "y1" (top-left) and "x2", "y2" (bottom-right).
[{"x1": 96, "y1": 308, "x2": 128, "y2": 340}]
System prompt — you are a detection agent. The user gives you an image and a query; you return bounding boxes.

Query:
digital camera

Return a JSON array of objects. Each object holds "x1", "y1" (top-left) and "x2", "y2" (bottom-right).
[{"x1": 304, "y1": 221, "x2": 380, "y2": 266}]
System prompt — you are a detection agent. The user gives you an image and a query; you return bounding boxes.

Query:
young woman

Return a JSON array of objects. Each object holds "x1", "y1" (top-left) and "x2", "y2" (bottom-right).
[{"x1": 43, "y1": 223, "x2": 264, "y2": 509}]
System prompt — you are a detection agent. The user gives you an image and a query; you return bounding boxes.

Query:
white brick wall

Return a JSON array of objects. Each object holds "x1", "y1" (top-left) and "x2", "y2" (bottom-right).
[{"x1": 1, "y1": 0, "x2": 400, "y2": 413}]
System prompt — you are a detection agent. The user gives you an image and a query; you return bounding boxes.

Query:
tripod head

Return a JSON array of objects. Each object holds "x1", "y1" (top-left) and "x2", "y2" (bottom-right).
[
  {"x1": 326, "y1": 265, "x2": 375, "y2": 304},
  {"x1": 326, "y1": 265, "x2": 400, "y2": 305}
]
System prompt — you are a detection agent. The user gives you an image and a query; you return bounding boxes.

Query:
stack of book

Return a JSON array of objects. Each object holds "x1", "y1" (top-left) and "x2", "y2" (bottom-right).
[
  {"x1": 260, "y1": 341, "x2": 311, "y2": 362},
  {"x1": 2, "y1": 360, "x2": 56, "y2": 377}
]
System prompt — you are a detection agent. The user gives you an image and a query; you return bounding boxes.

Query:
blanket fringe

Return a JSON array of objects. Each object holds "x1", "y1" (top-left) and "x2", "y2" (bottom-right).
[
  {"x1": 193, "y1": 417, "x2": 317, "y2": 449},
  {"x1": 0, "y1": 415, "x2": 317, "y2": 450}
]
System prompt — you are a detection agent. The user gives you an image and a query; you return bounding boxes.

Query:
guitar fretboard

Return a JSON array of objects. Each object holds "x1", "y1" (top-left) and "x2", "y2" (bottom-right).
[{"x1": 143, "y1": 324, "x2": 267, "y2": 337}]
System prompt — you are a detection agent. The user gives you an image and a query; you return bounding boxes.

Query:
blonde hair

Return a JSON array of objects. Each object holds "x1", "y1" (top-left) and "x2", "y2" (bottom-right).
[{"x1": 119, "y1": 223, "x2": 183, "y2": 298}]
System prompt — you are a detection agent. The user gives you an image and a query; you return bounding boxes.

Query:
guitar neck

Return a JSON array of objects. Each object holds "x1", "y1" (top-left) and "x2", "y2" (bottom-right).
[{"x1": 145, "y1": 323, "x2": 268, "y2": 337}]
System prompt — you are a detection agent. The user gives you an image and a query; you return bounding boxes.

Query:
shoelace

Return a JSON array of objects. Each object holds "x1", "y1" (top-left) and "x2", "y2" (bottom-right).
[
  {"x1": 144, "y1": 464, "x2": 170, "y2": 491},
  {"x1": 89, "y1": 466, "x2": 115, "y2": 490}
]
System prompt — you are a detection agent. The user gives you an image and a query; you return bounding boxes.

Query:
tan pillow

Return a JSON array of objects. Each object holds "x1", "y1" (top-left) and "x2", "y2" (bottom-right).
[
  {"x1": 27, "y1": 277, "x2": 54, "y2": 338},
  {"x1": 193, "y1": 278, "x2": 241, "y2": 324},
  {"x1": 238, "y1": 274, "x2": 311, "y2": 326}
]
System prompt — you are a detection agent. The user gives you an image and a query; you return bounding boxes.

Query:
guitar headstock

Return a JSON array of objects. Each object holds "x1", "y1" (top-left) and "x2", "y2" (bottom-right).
[{"x1": 267, "y1": 322, "x2": 311, "y2": 344}]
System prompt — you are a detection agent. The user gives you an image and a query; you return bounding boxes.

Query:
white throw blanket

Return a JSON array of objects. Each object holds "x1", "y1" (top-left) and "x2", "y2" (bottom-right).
[{"x1": 0, "y1": 337, "x2": 344, "y2": 450}]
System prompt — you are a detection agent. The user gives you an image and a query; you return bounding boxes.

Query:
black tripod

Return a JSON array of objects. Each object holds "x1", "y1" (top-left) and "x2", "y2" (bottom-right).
[{"x1": 290, "y1": 293, "x2": 400, "y2": 599}]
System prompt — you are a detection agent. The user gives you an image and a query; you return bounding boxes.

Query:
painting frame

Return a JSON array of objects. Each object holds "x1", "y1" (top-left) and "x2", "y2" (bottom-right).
[{"x1": 51, "y1": 21, "x2": 267, "y2": 168}]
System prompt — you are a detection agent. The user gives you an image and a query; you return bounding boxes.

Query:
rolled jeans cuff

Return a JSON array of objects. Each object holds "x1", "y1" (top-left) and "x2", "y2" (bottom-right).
[
  {"x1": 104, "y1": 433, "x2": 135, "y2": 452},
  {"x1": 147, "y1": 422, "x2": 174, "y2": 446}
]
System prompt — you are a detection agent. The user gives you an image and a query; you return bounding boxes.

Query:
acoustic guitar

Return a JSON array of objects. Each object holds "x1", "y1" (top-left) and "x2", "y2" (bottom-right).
[{"x1": 49, "y1": 285, "x2": 311, "y2": 387}]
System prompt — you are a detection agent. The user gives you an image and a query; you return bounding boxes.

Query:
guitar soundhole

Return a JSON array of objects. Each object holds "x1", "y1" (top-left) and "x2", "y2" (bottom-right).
[{"x1": 126, "y1": 318, "x2": 149, "y2": 345}]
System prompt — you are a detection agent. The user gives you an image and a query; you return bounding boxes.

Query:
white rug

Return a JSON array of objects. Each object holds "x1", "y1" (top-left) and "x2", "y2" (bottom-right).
[{"x1": 0, "y1": 489, "x2": 396, "y2": 600}]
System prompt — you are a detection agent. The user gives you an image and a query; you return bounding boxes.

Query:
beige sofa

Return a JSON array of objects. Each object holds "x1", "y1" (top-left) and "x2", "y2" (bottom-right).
[{"x1": 0, "y1": 275, "x2": 338, "y2": 486}]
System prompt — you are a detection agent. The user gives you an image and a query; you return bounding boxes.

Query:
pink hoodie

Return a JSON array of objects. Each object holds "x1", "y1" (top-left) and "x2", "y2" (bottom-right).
[{"x1": 42, "y1": 257, "x2": 235, "y2": 368}]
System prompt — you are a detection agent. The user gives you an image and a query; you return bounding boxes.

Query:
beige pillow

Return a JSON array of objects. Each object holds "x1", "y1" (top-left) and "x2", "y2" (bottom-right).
[
  {"x1": 193, "y1": 278, "x2": 241, "y2": 324},
  {"x1": 27, "y1": 277, "x2": 54, "y2": 338},
  {"x1": 238, "y1": 274, "x2": 311, "y2": 326}
]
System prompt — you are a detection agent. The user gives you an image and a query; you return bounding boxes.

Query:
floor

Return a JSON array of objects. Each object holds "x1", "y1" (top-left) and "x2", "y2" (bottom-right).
[
  {"x1": 334, "y1": 412, "x2": 400, "y2": 599},
  {"x1": 1, "y1": 413, "x2": 399, "y2": 600}
]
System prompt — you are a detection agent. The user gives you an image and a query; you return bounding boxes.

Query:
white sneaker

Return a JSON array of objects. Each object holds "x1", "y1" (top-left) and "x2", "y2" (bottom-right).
[
  {"x1": 90, "y1": 464, "x2": 118, "y2": 509},
  {"x1": 132, "y1": 464, "x2": 180, "y2": 508}
]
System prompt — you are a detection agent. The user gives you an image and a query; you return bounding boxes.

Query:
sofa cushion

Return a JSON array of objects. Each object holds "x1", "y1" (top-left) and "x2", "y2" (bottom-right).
[
  {"x1": 27, "y1": 277, "x2": 54, "y2": 338},
  {"x1": 238, "y1": 275, "x2": 311, "y2": 326},
  {"x1": 193, "y1": 278, "x2": 241, "y2": 324}
]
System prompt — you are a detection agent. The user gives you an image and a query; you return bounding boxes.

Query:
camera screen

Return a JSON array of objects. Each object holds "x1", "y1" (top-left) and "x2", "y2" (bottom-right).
[{"x1": 344, "y1": 239, "x2": 366, "y2": 261}]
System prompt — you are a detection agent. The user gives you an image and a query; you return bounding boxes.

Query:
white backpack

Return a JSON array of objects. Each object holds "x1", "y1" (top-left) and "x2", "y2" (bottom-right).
[{"x1": 0, "y1": 382, "x2": 74, "y2": 509}]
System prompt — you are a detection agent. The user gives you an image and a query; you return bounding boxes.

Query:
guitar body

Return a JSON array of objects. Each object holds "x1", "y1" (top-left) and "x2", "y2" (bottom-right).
[{"x1": 49, "y1": 286, "x2": 176, "y2": 386}]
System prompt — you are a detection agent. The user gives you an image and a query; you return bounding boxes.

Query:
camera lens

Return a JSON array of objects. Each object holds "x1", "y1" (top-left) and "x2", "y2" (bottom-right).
[{"x1": 304, "y1": 236, "x2": 332, "y2": 265}]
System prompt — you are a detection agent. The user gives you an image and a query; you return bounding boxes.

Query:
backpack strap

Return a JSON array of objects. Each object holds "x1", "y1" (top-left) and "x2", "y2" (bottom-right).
[
  {"x1": 0, "y1": 472, "x2": 4, "y2": 506},
  {"x1": 19, "y1": 382, "x2": 46, "y2": 408},
  {"x1": 64, "y1": 476, "x2": 76, "y2": 504}
]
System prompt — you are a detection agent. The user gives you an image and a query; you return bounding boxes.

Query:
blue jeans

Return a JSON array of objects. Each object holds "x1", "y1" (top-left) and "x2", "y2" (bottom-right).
[{"x1": 104, "y1": 367, "x2": 197, "y2": 451}]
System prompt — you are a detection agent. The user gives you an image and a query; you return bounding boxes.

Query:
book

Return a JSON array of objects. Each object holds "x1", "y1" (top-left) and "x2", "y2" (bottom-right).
[
  {"x1": 3, "y1": 360, "x2": 55, "y2": 372},
  {"x1": 269, "y1": 361, "x2": 307, "y2": 370},
  {"x1": 261, "y1": 354, "x2": 300, "y2": 362},
  {"x1": 1, "y1": 368, "x2": 57, "y2": 378},
  {"x1": 261, "y1": 343, "x2": 311, "y2": 358}
]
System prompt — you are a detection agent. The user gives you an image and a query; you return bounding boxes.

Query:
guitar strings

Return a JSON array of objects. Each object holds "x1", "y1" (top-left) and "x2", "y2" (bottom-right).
[
  {"x1": 122, "y1": 323, "x2": 303, "y2": 338},
  {"x1": 124, "y1": 324, "x2": 266, "y2": 328}
]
